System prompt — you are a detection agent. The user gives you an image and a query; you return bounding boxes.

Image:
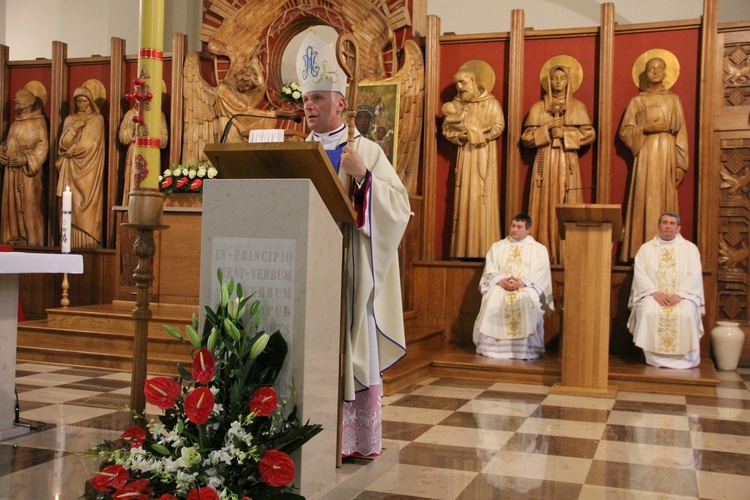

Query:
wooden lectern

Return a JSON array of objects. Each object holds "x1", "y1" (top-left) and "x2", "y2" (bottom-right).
[
  {"x1": 201, "y1": 142, "x2": 352, "y2": 497},
  {"x1": 203, "y1": 142, "x2": 355, "y2": 223},
  {"x1": 551, "y1": 204, "x2": 622, "y2": 398}
]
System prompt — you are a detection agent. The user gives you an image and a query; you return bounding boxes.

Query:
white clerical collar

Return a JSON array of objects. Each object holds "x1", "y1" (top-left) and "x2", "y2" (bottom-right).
[
  {"x1": 312, "y1": 124, "x2": 347, "y2": 150},
  {"x1": 508, "y1": 235, "x2": 529, "y2": 244},
  {"x1": 657, "y1": 235, "x2": 680, "y2": 245}
]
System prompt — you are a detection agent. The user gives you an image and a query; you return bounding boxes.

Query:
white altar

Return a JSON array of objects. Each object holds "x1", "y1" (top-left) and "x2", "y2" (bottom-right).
[{"x1": 0, "y1": 252, "x2": 83, "y2": 440}]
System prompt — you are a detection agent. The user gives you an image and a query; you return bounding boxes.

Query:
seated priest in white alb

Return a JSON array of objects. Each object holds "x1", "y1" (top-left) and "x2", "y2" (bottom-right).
[
  {"x1": 628, "y1": 212, "x2": 705, "y2": 369},
  {"x1": 473, "y1": 213, "x2": 554, "y2": 359}
]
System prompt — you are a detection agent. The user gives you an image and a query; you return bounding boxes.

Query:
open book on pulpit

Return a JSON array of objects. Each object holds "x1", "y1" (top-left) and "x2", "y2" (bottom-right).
[{"x1": 203, "y1": 142, "x2": 356, "y2": 224}]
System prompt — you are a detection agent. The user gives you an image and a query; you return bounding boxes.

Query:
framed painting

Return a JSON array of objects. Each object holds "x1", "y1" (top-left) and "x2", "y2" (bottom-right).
[{"x1": 352, "y1": 81, "x2": 400, "y2": 168}]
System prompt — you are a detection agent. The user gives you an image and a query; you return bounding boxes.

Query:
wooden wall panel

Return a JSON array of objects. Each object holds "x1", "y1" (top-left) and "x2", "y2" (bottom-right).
[
  {"x1": 596, "y1": 3, "x2": 615, "y2": 203},
  {"x1": 108, "y1": 37, "x2": 126, "y2": 247},
  {"x1": 400, "y1": 196, "x2": 422, "y2": 312},
  {"x1": 421, "y1": 15, "x2": 440, "y2": 260},
  {"x1": 435, "y1": 22, "x2": 703, "y2": 260},
  {"x1": 714, "y1": 26, "x2": 750, "y2": 366},
  {"x1": 48, "y1": 42, "x2": 67, "y2": 247}
]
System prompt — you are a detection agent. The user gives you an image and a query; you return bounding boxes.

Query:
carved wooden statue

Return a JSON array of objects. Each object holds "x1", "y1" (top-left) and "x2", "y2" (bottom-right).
[
  {"x1": 119, "y1": 101, "x2": 169, "y2": 205},
  {"x1": 522, "y1": 57, "x2": 595, "y2": 265},
  {"x1": 181, "y1": 53, "x2": 298, "y2": 163},
  {"x1": 442, "y1": 60, "x2": 505, "y2": 259},
  {"x1": 56, "y1": 84, "x2": 106, "y2": 248},
  {"x1": 619, "y1": 51, "x2": 688, "y2": 262},
  {"x1": 0, "y1": 85, "x2": 49, "y2": 246}
]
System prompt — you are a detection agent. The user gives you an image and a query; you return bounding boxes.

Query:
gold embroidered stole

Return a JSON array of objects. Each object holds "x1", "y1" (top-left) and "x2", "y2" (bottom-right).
[
  {"x1": 502, "y1": 245, "x2": 528, "y2": 338},
  {"x1": 655, "y1": 246, "x2": 678, "y2": 353}
]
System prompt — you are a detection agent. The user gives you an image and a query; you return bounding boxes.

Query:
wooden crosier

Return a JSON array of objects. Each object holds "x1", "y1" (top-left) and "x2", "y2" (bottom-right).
[{"x1": 335, "y1": 32, "x2": 360, "y2": 466}]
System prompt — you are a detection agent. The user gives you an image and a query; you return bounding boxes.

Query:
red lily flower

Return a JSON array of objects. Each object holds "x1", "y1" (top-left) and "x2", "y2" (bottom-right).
[
  {"x1": 184, "y1": 387, "x2": 215, "y2": 425},
  {"x1": 189, "y1": 178, "x2": 203, "y2": 191},
  {"x1": 186, "y1": 487, "x2": 220, "y2": 500},
  {"x1": 120, "y1": 426, "x2": 147, "y2": 448},
  {"x1": 160, "y1": 177, "x2": 173, "y2": 190},
  {"x1": 249, "y1": 386, "x2": 278, "y2": 417},
  {"x1": 112, "y1": 478, "x2": 153, "y2": 499},
  {"x1": 144, "y1": 377, "x2": 181, "y2": 410},
  {"x1": 156, "y1": 495, "x2": 179, "y2": 500},
  {"x1": 90, "y1": 464, "x2": 129, "y2": 491},
  {"x1": 176, "y1": 177, "x2": 189, "y2": 189},
  {"x1": 191, "y1": 348, "x2": 216, "y2": 385},
  {"x1": 259, "y1": 449, "x2": 295, "y2": 487}
]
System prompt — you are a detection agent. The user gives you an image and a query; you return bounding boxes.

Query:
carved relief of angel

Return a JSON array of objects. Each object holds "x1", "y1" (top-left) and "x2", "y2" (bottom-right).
[
  {"x1": 202, "y1": 3, "x2": 422, "y2": 193},
  {"x1": 181, "y1": 52, "x2": 298, "y2": 164},
  {"x1": 363, "y1": 39, "x2": 424, "y2": 195}
]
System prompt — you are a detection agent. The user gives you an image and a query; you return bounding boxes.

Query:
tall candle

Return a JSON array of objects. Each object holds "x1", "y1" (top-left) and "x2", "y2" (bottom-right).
[
  {"x1": 61, "y1": 187, "x2": 72, "y2": 253},
  {"x1": 132, "y1": 0, "x2": 165, "y2": 190}
]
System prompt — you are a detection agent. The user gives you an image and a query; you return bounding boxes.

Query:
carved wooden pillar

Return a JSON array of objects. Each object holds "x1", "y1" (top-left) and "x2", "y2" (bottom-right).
[
  {"x1": 48, "y1": 41, "x2": 68, "y2": 247},
  {"x1": 170, "y1": 32, "x2": 187, "y2": 166},
  {"x1": 421, "y1": 15, "x2": 440, "y2": 260},
  {"x1": 108, "y1": 37, "x2": 127, "y2": 249},
  {"x1": 713, "y1": 17, "x2": 750, "y2": 351},
  {"x1": 596, "y1": 3, "x2": 615, "y2": 204},
  {"x1": 0, "y1": 45, "x2": 8, "y2": 142},
  {"x1": 505, "y1": 9, "x2": 525, "y2": 228},
  {"x1": 697, "y1": 0, "x2": 720, "y2": 334},
  {"x1": 130, "y1": 227, "x2": 156, "y2": 424}
]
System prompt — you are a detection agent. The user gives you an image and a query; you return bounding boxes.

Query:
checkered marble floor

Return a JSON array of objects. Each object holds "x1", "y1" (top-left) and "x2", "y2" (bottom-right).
[{"x1": 1, "y1": 363, "x2": 749, "y2": 499}]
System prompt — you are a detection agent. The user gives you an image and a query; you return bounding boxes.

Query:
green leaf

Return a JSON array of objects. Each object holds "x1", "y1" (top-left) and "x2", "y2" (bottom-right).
[
  {"x1": 150, "y1": 444, "x2": 172, "y2": 456},
  {"x1": 243, "y1": 331, "x2": 288, "y2": 386},
  {"x1": 229, "y1": 378, "x2": 243, "y2": 412},
  {"x1": 177, "y1": 362, "x2": 193, "y2": 382},
  {"x1": 163, "y1": 325, "x2": 183, "y2": 341},
  {"x1": 203, "y1": 305, "x2": 219, "y2": 337},
  {"x1": 186, "y1": 325, "x2": 201, "y2": 349}
]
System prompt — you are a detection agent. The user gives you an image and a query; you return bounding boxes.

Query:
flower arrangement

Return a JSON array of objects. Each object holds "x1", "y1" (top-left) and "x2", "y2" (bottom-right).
[
  {"x1": 159, "y1": 162, "x2": 219, "y2": 195},
  {"x1": 85, "y1": 271, "x2": 322, "y2": 499},
  {"x1": 279, "y1": 82, "x2": 302, "y2": 106}
]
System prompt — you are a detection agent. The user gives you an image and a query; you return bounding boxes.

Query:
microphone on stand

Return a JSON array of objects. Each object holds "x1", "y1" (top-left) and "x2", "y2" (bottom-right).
[
  {"x1": 563, "y1": 184, "x2": 596, "y2": 203},
  {"x1": 219, "y1": 112, "x2": 302, "y2": 143}
]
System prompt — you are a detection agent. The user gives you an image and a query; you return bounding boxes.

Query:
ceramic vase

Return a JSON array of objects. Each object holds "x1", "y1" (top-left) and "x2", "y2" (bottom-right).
[{"x1": 711, "y1": 321, "x2": 745, "y2": 371}]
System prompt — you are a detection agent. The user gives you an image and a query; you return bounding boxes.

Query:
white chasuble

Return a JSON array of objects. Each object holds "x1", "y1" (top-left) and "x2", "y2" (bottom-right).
[
  {"x1": 473, "y1": 236, "x2": 554, "y2": 358},
  {"x1": 628, "y1": 235, "x2": 704, "y2": 358}
]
